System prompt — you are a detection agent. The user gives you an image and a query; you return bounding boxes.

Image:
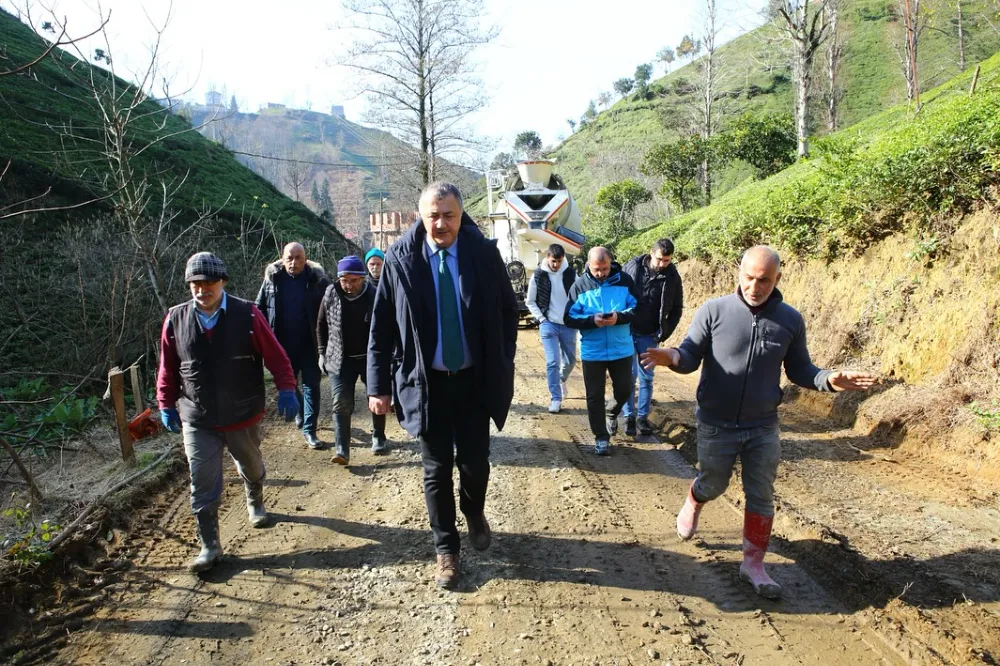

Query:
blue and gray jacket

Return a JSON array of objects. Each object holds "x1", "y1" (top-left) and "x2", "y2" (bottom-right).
[{"x1": 564, "y1": 263, "x2": 639, "y2": 362}]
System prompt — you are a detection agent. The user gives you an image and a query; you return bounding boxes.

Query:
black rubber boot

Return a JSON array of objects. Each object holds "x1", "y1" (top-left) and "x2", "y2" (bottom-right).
[{"x1": 189, "y1": 510, "x2": 222, "y2": 573}]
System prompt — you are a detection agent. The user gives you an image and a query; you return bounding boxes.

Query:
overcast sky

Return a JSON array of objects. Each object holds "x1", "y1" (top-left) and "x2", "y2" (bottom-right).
[{"x1": 3, "y1": 0, "x2": 766, "y2": 159}]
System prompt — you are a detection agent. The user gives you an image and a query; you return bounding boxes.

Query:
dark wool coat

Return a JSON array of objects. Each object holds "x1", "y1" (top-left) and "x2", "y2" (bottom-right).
[
  {"x1": 317, "y1": 282, "x2": 377, "y2": 376},
  {"x1": 254, "y1": 260, "x2": 330, "y2": 354},
  {"x1": 367, "y1": 213, "x2": 518, "y2": 438}
]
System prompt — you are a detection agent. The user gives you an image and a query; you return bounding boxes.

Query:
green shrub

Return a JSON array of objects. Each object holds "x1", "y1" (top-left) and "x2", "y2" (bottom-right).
[{"x1": 618, "y1": 53, "x2": 1000, "y2": 262}]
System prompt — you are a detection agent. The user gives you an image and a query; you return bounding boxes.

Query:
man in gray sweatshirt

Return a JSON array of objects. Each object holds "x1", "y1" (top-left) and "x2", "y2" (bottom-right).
[{"x1": 641, "y1": 245, "x2": 877, "y2": 600}]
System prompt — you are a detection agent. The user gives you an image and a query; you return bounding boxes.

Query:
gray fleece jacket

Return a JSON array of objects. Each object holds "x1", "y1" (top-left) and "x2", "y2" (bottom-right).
[{"x1": 673, "y1": 289, "x2": 832, "y2": 428}]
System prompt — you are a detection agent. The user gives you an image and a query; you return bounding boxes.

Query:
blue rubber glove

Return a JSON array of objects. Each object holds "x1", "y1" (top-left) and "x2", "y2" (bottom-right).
[
  {"x1": 160, "y1": 408, "x2": 181, "y2": 433},
  {"x1": 277, "y1": 390, "x2": 299, "y2": 422}
]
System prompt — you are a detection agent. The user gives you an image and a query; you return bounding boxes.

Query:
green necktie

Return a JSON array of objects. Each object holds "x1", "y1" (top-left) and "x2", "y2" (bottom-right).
[{"x1": 437, "y1": 249, "x2": 465, "y2": 372}]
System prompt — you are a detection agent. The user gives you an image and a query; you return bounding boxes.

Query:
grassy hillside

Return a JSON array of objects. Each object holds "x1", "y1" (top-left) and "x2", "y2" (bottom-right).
[
  {"x1": 552, "y1": 0, "x2": 1000, "y2": 210},
  {"x1": 618, "y1": 50, "x2": 1000, "y2": 261},
  {"x1": 0, "y1": 8, "x2": 359, "y2": 379},
  {"x1": 0, "y1": 8, "x2": 354, "y2": 246}
]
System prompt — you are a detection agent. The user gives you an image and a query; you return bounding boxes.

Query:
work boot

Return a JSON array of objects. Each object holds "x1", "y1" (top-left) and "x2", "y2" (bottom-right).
[
  {"x1": 332, "y1": 413, "x2": 351, "y2": 465},
  {"x1": 435, "y1": 553, "x2": 461, "y2": 589},
  {"x1": 467, "y1": 514, "x2": 491, "y2": 551},
  {"x1": 245, "y1": 480, "x2": 269, "y2": 528},
  {"x1": 331, "y1": 444, "x2": 350, "y2": 466},
  {"x1": 739, "y1": 511, "x2": 782, "y2": 600},
  {"x1": 637, "y1": 417, "x2": 655, "y2": 436},
  {"x1": 625, "y1": 416, "x2": 637, "y2": 437},
  {"x1": 371, "y1": 433, "x2": 389, "y2": 455},
  {"x1": 189, "y1": 510, "x2": 222, "y2": 573},
  {"x1": 304, "y1": 432, "x2": 323, "y2": 450},
  {"x1": 676, "y1": 481, "x2": 704, "y2": 541}
]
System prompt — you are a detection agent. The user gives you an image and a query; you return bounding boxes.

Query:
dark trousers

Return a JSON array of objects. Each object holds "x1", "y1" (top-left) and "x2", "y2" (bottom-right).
[
  {"x1": 330, "y1": 356, "x2": 386, "y2": 448},
  {"x1": 421, "y1": 368, "x2": 491, "y2": 554},
  {"x1": 582, "y1": 356, "x2": 633, "y2": 440}
]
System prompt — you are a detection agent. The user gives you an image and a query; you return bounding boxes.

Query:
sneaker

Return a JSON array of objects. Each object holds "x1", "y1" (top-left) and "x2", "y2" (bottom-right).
[
  {"x1": 594, "y1": 439, "x2": 611, "y2": 456},
  {"x1": 625, "y1": 416, "x2": 637, "y2": 437},
  {"x1": 637, "y1": 417, "x2": 655, "y2": 436},
  {"x1": 548, "y1": 399, "x2": 561, "y2": 414},
  {"x1": 561, "y1": 381, "x2": 569, "y2": 399},
  {"x1": 435, "y1": 553, "x2": 461, "y2": 589},
  {"x1": 371, "y1": 434, "x2": 389, "y2": 455},
  {"x1": 606, "y1": 414, "x2": 618, "y2": 437},
  {"x1": 304, "y1": 432, "x2": 323, "y2": 450}
]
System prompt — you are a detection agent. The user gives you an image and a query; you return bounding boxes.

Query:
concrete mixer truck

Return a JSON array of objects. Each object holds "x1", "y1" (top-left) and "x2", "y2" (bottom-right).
[{"x1": 486, "y1": 160, "x2": 586, "y2": 325}]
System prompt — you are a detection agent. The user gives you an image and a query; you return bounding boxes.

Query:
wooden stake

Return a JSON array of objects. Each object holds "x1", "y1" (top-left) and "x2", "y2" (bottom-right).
[
  {"x1": 129, "y1": 366, "x2": 143, "y2": 416},
  {"x1": 970, "y1": 64, "x2": 981, "y2": 97},
  {"x1": 108, "y1": 367, "x2": 135, "y2": 463},
  {"x1": 0, "y1": 437, "x2": 44, "y2": 501}
]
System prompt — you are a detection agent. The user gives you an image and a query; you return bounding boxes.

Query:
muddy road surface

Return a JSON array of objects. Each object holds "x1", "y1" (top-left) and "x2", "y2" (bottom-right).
[{"x1": 12, "y1": 337, "x2": 1000, "y2": 665}]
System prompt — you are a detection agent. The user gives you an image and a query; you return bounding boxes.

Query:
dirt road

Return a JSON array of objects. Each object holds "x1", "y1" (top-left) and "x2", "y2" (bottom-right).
[{"x1": 23, "y1": 336, "x2": 1000, "y2": 665}]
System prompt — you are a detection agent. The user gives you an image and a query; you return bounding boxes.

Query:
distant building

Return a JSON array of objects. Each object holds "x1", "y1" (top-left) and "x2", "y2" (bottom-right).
[
  {"x1": 369, "y1": 211, "x2": 418, "y2": 251},
  {"x1": 267, "y1": 102, "x2": 286, "y2": 110},
  {"x1": 205, "y1": 90, "x2": 223, "y2": 107},
  {"x1": 330, "y1": 105, "x2": 346, "y2": 119}
]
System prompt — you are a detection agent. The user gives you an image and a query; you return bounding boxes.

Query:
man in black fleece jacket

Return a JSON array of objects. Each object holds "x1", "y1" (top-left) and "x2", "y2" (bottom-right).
[{"x1": 641, "y1": 245, "x2": 877, "y2": 600}]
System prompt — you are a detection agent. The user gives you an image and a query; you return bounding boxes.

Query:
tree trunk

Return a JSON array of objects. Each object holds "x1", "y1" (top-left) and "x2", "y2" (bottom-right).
[
  {"x1": 957, "y1": 0, "x2": 966, "y2": 72},
  {"x1": 795, "y1": 49, "x2": 811, "y2": 157},
  {"x1": 826, "y1": 0, "x2": 840, "y2": 131},
  {"x1": 902, "y1": 0, "x2": 921, "y2": 111}
]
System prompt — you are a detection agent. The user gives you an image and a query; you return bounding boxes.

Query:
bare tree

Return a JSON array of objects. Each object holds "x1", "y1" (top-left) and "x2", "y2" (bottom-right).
[
  {"x1": 893, "y1": 0, "x2": 927, "y2": 111},
  {"x1": 336, "y1": 0, "x2": 497, "y2": 186},
  {"x1": 44, "y1": 3, "x2": 226, "y2": 313},
  {"x1": 776, "y1": 0, "x2": 831, "y2": 157},
  {"x1": 281, "y1": 145, "x2": 310, "y2": 202},
  {"x1": 693, "y1": 0, "x2": 724, "y2": 202},
  {"x1": 956, "y1": 0, "x2": 966, "y2": 72},
  {"x1": 825, "y1": 0, "x2": 843, "y2": 130}
]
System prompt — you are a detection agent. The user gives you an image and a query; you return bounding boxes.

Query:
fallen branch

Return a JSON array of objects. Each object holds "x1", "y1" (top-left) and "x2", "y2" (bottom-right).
[
  {"x1": 0, "y1": 437, "x2": 43, "y2": 501},
  {"x1": 46, "y1": 444, "x2": 178, "y2": 552}
]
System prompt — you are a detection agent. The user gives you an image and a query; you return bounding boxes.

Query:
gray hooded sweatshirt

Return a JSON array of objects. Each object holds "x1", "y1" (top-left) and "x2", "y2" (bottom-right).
[{"x1": 673, "y1": 289, "x2": 832, "y2": 428}]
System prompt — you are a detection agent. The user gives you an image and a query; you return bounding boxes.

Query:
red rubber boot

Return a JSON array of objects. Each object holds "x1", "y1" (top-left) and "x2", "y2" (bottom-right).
[
  {"x1": 739, "y1": 511, "x2": 782, "y2": 600},
  {"x1": 676, "y1": 481, "x2": 704, "y2": 541}
]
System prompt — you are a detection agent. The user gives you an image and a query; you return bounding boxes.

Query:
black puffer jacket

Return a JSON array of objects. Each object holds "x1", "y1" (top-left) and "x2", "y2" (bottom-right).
[
  {"x1": 255, "y1": 260, "x2": 330, "y2": 353},
  {"x1": 317, "y1": 282, "x2": 376, "y2": 376},
  {"x1": 622, "y1": 254, "x2": 683, "y2": 341}
]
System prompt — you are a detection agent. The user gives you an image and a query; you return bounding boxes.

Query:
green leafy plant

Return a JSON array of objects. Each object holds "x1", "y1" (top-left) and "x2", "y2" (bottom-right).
[
  {"x1": 969, "y1": 402, "x2": 1000, "y2": 432},
  {"x1": 2, "y1": 501, "x2": 60, "y2": 569}
]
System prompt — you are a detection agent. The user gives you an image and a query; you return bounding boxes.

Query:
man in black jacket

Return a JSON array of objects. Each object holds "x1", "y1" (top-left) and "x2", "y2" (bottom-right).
[
  {"x1": 621, "y1": 238, "x2": 683, "y2": 437},
  {"x1": 255, "y1": 243, "x2": 330, "y2": 449},
  {"x1": 317, "y1": 256, "x2": 387, "y2": 465},
  {"x1": 367, "y1": 182, "x2": 518, "y2": 590}
]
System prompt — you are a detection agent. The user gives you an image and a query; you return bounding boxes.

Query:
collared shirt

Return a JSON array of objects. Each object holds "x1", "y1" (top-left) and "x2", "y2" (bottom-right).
[
  {"x1": 197, "y1": 292, "x2": 227, "y2": 330},
  {"x1": 424, "y1": 236, "x2": 472, "y2": 371}
]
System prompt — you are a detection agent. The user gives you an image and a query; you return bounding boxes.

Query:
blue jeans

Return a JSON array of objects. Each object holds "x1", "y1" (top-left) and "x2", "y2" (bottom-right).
[
  {"x1": 539, "y1": 321, "x2": 576, "y2": 401},
  {"x1": 291, "y1": 353, "x2": 322, "y2": 435},
  {"x1": 622, "y1": 334, "x2": 657, "y2": 419},
  {"x1": 691, "y1": 420, "x2": 781, "y2": 516}
]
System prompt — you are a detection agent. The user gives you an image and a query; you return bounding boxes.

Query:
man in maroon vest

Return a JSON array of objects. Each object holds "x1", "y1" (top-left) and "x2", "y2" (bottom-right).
[{"x1": 157, "y1": 252, "x2": 299, "y2": 573}]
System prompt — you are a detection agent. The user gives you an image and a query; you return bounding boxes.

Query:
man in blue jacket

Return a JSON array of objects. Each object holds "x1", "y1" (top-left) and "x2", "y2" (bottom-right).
[
  {"x1": 641, "y1": 245, "x2": 877, "y2": 600},
  {"x1": 367, "y1": 182, "x2": 518, "y2": 589},
  {"x1": 565, "y1": 247, "x2": 639, "y2": 456}
]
